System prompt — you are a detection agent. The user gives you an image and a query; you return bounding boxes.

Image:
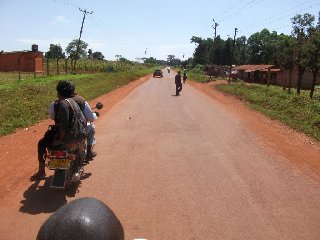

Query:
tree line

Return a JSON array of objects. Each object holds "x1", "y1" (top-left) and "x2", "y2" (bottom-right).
[
  {"x1": 45, "y1": 39, "x2": 105, "y2": 61},
  {"x1": 190, "y1": 12, "x2": 320, "y2": 98}
]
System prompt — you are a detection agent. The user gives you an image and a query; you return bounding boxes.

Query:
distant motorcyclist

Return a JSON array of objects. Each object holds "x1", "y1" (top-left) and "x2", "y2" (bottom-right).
[
  {"x1": 37, "y1": 197, "x2": 124, "y2": 240},
  {"x1": 183, "y1": 71, "x2": 187, "y2": 84},
  {"x1": 30, "y1": 80, "x2": 86, "y2": 181}
]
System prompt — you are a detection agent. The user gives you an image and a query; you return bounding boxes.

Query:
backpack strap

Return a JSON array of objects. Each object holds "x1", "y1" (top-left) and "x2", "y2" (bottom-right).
[
  {"x1": 65, "y1": 99, "x2": 75, "y2": 113},
  {"x1": 65, "y1": 98, "x2": 86, "y2": 126}
]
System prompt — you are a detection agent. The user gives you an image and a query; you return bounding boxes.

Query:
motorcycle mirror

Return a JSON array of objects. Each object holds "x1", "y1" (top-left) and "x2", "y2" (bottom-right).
[{"x1": 95, "y1": 102, "x2": 103, "y2": 110}]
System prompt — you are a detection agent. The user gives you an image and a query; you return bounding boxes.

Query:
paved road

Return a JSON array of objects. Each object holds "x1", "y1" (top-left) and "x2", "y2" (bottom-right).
[{"x1": 1, "y1": 71, "x2": 320, "y2": 239}]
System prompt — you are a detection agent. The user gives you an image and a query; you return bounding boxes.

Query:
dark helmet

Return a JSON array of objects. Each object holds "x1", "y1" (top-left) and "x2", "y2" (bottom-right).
[
  {"x1": 37, "y1": 197, "x2": 124, "y2": 240},
  {"x1": 96, "y1": 102, "x2": 104, "y2": 110},
  {"x1": 56, "y1": 80, "x2": 75, "y2": 98}
]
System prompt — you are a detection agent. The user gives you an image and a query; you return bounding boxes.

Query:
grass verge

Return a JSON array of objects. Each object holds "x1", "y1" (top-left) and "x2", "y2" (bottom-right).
[
  {"x1": 0, "y1": 68, "x2": 154, "y2": 136},
  {"x1": 216, "y1": 82, "x2": 320, "y2": 141},
  {"x1": 188, "y1": 72, "x2": 211, "y2": 83}
]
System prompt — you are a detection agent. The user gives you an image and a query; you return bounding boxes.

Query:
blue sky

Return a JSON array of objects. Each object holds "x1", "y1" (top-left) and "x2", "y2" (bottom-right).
[{"x1": 0, "y1": 0, "x2": 319, "y2": 61}]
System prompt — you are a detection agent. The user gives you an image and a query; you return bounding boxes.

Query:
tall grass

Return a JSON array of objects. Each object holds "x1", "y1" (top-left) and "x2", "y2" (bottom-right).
[
  {"x1": 216, "y1": 82, "x2": 320, "y2": 140},
  {"x1": 0, "y1": 68, "x2": 153, "y2": 136}
]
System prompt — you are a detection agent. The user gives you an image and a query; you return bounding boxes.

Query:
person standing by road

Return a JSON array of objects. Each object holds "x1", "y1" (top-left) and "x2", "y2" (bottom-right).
[{"x1": 175, "y1": 71, "x2": 182, "y2": 96}]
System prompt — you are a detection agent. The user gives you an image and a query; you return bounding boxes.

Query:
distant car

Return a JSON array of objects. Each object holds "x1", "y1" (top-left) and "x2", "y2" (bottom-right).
[{"x1": 153, "y1": 69, "x2": 163, "y2": 78}]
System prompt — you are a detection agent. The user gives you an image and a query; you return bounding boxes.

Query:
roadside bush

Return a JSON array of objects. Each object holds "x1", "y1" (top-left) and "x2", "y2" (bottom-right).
[{"x1": 189, "y1": 64, "x2": 204, "y2": 74}]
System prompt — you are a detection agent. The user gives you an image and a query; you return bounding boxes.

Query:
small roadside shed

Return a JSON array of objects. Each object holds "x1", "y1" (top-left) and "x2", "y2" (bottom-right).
[
  {"x1": 0, "y1": 47, "x2": 44, "y2": 73},
  {"x1": 233, "y1": 65, "x2": 281, "y2": 84}
]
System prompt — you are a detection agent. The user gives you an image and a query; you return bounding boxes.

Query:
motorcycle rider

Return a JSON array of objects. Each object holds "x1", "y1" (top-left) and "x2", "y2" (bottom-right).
[
  {"x1": 30, "y1": 80, "x2": 86, "y2": 181},
  {"x1": 37, "y1": 197, "x2": 124, "y2": 240},
  {"x1": 48, "y1": 81, "x2": 98, "y2": 161},
  {"x1": 183, "y1": 71, "x2": 187, "y2": 84}
]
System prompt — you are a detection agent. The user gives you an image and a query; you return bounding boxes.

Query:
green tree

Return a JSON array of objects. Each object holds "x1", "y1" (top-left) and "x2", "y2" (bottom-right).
[
  {"x1": 304, "y1": 29, "x2": 320, "y2": 98},
  {"x1": 212, "y1": 36, "x2": 224, "y2": 65},
  {"x1": 247, "y1": 29, "x2": 278, "y2": 64},
  {"x1": 291, "y1": 13, "x2": 315, "y2": 95},
  {"x1": 191, "y1": 36, "x2": 209, "y2": 66},
  {"x1": 144, "y1": 57, "x2": 157, "y2": 65},
  {"x1": 167, "y1": 55, "x2": 176, "y2": 65},
  {"x1": 234, "y1": 36, "x2": 247, "y2": 65},
  {"x1": 273, "y1": 34, "x2": 295, "y2": 92},
  {"x1": 45, "y1": 44, "x2": 65, "y2": 59},
  {"x1": 92, "y1": 51, "x2": 104, "y2": 60},
  {"x1": 224, "y1": 37, "x2": 232, "y2": 66},
  {"x1": 115, "y1": 55, "x2": 122, "y2": 61},
  {"x1": 65, "y1": 39, "x2": 88, "y2": 59}
]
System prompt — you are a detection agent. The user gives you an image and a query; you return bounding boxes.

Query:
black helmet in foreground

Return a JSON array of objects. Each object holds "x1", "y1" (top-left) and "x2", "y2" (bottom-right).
[{"x1": 37, "y1": 197, "x2": 124, "y2": 240}]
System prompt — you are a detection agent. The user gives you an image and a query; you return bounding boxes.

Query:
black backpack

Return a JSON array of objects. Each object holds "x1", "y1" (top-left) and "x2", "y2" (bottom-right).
[{"x1": 63, "y1": 98, "x2": 87, "y2": 144}]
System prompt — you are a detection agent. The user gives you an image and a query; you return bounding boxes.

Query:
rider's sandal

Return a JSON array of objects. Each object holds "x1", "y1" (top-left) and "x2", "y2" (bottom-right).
[{"x1": 30, "y1": 173, "x2": 46, "y2": 181}]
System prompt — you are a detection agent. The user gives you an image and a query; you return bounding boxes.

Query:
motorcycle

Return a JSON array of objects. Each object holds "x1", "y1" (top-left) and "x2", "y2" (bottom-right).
[
  {"x1": 183, "y1": 73, "x2": 187, "y2": 84},
  {"x1": 44, "y1": 102, "x2": 103, "y2": 189},
  {"x1": 45, "y1": 140, "x2": 86, "y2": 189}
]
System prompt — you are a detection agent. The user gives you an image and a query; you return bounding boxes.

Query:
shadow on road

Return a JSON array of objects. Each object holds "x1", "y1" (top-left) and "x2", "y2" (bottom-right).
[{"x1": 19, "y1": 173, "x2": 91, "y2": 215}]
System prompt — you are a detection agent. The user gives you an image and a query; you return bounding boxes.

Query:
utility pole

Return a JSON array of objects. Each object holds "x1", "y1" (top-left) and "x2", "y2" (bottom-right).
[
  {"x1": 228, "y1": 27, "x2": 238, "y2": 84},
  {"x1": 211, "y1": 18, "x2": 219, "y2": 66},
  {"x1": 212, "y1": 18, "x2": 219, "y2": 39},
  {"x1": 73, "y1": 8, "x2": 93, "y2": 74}
]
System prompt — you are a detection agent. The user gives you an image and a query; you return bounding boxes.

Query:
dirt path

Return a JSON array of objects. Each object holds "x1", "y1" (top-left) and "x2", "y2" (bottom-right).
[{"x1": 0, "y1": 72, "x2": 320, "y2": 239}]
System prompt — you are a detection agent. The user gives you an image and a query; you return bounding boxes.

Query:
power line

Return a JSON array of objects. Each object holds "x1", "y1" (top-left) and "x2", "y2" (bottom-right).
[
  {"x1": 219, "y1": 0, "x2": 264, "y2": 23},
  {"x1": 239, "y1": 0, "x2": 318, "y2": 33},
  {"x1": 49, "y1": 0, "x2": 80, "y2": 9},
  {"x1": 88, "y1": 14, "x2": 119, "y2": 42},
  {"x1": 214, "y1": 0, "x2": 249, "y2": 20},
  {"x1": 197, "y1": 0, "x2": 259, "y2": 39},
  {"x1": 239, "y1": 1, "x2": 320, "y2": 36}
]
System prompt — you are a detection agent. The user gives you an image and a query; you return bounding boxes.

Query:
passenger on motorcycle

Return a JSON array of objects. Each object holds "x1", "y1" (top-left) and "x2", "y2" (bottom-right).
[
  {"x1": 30, "y1": 80, "x2": 86, "y2": 181},
  {"x1": 48, "y1": 83, "x2": 98, "y2": 161}
]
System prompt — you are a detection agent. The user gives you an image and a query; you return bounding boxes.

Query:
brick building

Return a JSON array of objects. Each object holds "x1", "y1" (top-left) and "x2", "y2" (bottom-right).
[
  {"x1": 233, "y1": 64, "x2": 320, "y2": 90},
  {"x1": 0, "y1": 45, "x2": 44, "y2": 73}
]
